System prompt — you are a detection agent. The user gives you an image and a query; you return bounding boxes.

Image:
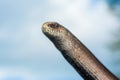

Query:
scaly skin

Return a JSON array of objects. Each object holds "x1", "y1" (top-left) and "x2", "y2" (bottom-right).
[{"x1": 42, "y1": 22, "x2": 119, "y2": 80}]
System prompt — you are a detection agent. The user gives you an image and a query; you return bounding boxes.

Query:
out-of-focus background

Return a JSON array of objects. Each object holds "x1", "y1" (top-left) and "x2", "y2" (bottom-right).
[{"x1": 0, "y1": 0, "x2": 120, "y2": 80}]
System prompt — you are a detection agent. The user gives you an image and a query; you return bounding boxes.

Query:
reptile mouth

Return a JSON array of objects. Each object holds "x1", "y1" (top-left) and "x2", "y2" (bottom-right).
[
  {"x1": 42, "y1": 22, "x2": 58, "y2": 36},
  {"x1": 42, "y1": 22, "x2": 60, "y2": 33},
  {"x1": 42, "y1": 22, "x2": 67, "y2": 38}
]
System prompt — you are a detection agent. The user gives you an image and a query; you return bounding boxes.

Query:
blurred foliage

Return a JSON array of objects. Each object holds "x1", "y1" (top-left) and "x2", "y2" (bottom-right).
[
  {"x1": 106, "y1": 0, "x2": 120, "y2": 51},
  {"x1": 107, "y1": 0, "x2": 120, "y2": 17},
  {"x1": 107, "y1": 0, "x2": 120, "y2": 6},
  {"x1": 109, "y1": 28, "x2": 120, "y2": 52}
]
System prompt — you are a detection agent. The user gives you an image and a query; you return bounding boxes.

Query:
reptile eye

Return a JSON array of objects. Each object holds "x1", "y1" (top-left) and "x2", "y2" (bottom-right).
[{"x1": 48, "y1": 23, "x2": 59, "y2": 28}]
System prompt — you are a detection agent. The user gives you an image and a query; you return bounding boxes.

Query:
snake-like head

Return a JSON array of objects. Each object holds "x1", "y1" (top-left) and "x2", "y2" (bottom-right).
[
  {"x1": 42, "y1": 22, "x2": 79, "y2": 50},
  {"x1": 42, "y1": 22, "x2": 67, "y2": 39},
  {"x1": 42, "y1": 22, "x2": 72, "y2": 50}
]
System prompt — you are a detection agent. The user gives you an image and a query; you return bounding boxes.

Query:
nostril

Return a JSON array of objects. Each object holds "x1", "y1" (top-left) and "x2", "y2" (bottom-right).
[{"x1": 48, "y1": 22, "x2": 59, "y2": 28}]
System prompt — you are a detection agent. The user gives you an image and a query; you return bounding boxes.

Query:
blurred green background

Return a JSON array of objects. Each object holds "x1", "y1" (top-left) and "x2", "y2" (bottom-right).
[{"x1": 0, "y1": 0, "x2": 120, "y2": 80}]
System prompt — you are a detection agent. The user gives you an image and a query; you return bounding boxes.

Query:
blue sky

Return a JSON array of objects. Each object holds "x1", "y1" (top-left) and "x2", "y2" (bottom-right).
[{"x1": 0, "y1": 0, "x2": 120, "y2": 80}]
